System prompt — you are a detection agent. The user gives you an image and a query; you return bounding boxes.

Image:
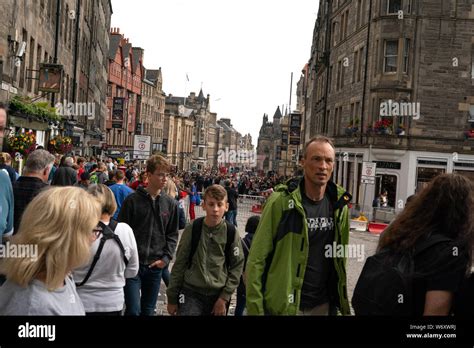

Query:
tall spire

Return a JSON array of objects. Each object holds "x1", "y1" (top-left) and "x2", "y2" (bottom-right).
[{"x1": 273, "y1": 106, "x2": 282, "y2": 119}]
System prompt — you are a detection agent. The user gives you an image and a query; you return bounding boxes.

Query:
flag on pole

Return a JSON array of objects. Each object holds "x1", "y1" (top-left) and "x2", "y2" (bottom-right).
[{"x1": 186, "y1": 73, "x2": 189, "y2": 82}]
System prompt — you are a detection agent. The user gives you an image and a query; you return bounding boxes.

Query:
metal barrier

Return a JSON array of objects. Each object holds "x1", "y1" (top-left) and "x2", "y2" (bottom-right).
[{"x1": 182, "y1": 193, "x2": 267, "y2": 233}]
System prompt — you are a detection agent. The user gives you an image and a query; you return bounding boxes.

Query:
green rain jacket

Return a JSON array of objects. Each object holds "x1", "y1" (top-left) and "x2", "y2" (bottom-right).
[{"x1": 246, "y1": 178, "x2": 351, "y2": 315}]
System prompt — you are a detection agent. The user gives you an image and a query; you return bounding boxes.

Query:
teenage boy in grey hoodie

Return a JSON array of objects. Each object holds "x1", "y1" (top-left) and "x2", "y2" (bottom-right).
[{"x1": 119, "y1": 155, "x2": 179, "y2": 316}]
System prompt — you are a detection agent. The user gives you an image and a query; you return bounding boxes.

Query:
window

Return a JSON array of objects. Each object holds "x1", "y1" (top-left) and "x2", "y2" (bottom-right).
[
  {"x1": 27, "y1": 37, "x2": 35, "y2": 92},
  {"x1": 328, "y1": 65, "x2": 333, "y2": 93},
  {"x1": 403, "y1": 39, "x2": 410, "y2": 74},
  {"x1": 353, "y1": 50, "x2": 358, "y2": 83},
  {"x1": 387, "y1": 0, "x2": 402, "y2": 14},
  {"x1": 350, "y1": 101, "x2": 361, "y2": 127},
  {"x1": 471, "y1": 47, "x2": 474, "y2": 80},
  {"x1": 339, "y1": 12, "x2": 344, "y2": 42},
  {"x1": 35, "y1": 44, "x2": 42, "y2": 94},
  {"x1": 340, "y1": 59, "x2": 345, "y2": 90},
  {"x1": 344, "y1": 10, "x2": 349, "y2": 38},
  {"x1": 357, "y1": 0, "x2": 365, "y2": 27},
  {"x1": 336, "y1": 61, "x2": 341, "y2": 91},
  {"x1": 384, "y1": 40, "x2": 398, "y2": 73},
  {"x1": 333, "y1": 106, "x2": 343, "y2": 135},
  {"x1": 357, "y1": 47, "x2": 364, "y2": 82}
]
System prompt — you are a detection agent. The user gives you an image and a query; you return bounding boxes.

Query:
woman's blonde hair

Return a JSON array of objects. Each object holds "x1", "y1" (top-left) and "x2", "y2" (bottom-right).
[
  {"x1": 87, "y1": 184, "x2": 117, "y2": 216},
  {"x1": 162, "y1": 177, "x2": 177, "y2": 199},
  {"x1": 0, "y1": 187, "x2": 101, "y2": 290}
]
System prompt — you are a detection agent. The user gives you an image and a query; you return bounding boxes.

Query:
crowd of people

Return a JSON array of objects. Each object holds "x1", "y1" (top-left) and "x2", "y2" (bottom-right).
[{"x1": 0, "y1": 136, "x2": 472, "y2": 317}]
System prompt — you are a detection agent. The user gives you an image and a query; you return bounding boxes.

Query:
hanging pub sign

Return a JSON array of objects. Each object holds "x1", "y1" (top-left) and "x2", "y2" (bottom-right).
[
  {"x1": 289, "y1": 112, "x2": 302, "y2": 145},
  {"x1": 38, "y1": 63, "x2": 63, "y2": 93},
  {"x1": 112, "y1": 97, "x2": 125, "y2": 128}
]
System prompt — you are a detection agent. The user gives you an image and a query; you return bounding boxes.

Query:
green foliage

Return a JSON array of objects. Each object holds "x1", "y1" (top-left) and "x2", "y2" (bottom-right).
[{"x1": 9, "y1": 96, "x2": 60, "y2": 122}]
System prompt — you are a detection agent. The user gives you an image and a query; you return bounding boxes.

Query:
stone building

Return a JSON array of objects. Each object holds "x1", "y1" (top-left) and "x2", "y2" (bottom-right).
[
  {"x1": 79, "y1": 0, "x2": 112, "y2": 156},
  {"x1": 143, "y1": 68, "x2": 165, "y2": 153},
  {"x1": 256, "y1": 106, "x2": 283, "y2": 173},
  {"x1": 163, "y1": 98, "x2": 194, "y2": 171},
  {"x1": 106, "y1": 27, "x2": 143, "y2": 159},
  {"x1": 165, "y1": 90, "x2": 216, "y2": 170},
  {"x1": 139, "y1": 68, "x2": 165, "y2": 155},
  {"x1": 0, "y1": 0, "x2": 112, "y2": 154},
  {"x1": 306, "y1": 0, "x2": 474, "y2": 220}
]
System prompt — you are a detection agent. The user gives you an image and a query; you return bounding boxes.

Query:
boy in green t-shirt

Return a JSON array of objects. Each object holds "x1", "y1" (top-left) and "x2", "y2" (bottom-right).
[{"x1": 167, "y1": 184, "x2": 244, "y2": 316}]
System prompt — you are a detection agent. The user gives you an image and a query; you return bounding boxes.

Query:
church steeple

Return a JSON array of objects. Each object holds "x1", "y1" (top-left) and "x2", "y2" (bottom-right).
[{"x1": 273, "y1": 106, "x2": 282, "y2": 119}]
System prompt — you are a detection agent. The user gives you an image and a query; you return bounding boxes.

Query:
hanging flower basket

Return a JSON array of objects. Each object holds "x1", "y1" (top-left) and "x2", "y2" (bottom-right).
[
  {"x1": 7, "y1": 131, "x2": 37, "y2": 157},
  {"x1": 464, "y1": 130, "x2": 474, "y2": 139},
  {"x1": 345, "y1": 126, "x2": 359, "y2": 136},
  {"x1": 48, "y1": 135, "x2": 73, "y2": 154},
  {"x1": 373, "y1": 119, "x2": 393, "y2": 135},
  {"x1": 396, "y1": 125, "x2": 405, "y2": 135}
]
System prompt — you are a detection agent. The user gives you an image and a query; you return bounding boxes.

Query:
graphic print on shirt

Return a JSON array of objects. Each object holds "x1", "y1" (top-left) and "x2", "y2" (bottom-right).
[{"x1": 306, "y1": 217, "x2": 334, "y2": 234}]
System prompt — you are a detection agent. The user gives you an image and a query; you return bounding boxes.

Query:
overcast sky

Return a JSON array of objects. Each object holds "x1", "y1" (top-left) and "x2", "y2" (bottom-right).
[{"x1": 111, "y1": 0, "x2": 318, "y2": 145}]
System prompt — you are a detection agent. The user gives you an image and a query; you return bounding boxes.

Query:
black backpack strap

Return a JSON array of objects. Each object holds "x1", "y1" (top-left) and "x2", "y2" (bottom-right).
[
  {"x1": 188, "y1": 217, "x2": 205, "y2": 269},
  {"x1": 107, "y1": 219, "x2": 129, "y2": 266},
  {"x1": 76, "y1": 231, "x2": 108, "y2": 287},
  {"x1": 108, "y1": 219, "x2": 118, "y2": 232},
  {"x1": 224, "y1": 221, "x2": 236, "y2": 268},
  {"x1": 76, "y1": 221, "x2": 128, "y2": 287},
  {"x1": 241, "y1": 238, "x2": 250, "y2": 254}
]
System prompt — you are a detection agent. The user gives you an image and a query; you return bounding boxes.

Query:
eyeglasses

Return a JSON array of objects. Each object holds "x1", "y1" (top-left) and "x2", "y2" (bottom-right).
[
  {"x1": 153, "y1": 172, "x2": 168, "y2": 178},
  {"x1": 92, "y1": 227, "x2": 102, "y2": 239}
]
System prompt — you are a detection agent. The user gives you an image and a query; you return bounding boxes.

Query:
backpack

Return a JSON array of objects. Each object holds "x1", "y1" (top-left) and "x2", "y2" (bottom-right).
[
  {"x1": 195, "y1": 193, "x2": 201, "y2": 206},
  {"x1": 89, "y1": 172, "x2": 98, "y2": 184},
  {"x1": 352, "y1": 234, "x2": 451, "y2": 316},
  {"x1": 187, "y1": 217, "x2": 236, "y2": 269},
  {"x1": 76, "y1": 220, "x2": 129, "y2": 287}
]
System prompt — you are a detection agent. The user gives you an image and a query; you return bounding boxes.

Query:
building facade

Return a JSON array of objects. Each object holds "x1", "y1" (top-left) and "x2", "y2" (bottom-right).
[
  {"x1": 165, "y1": 90, "x2": 216, "y2": 171},
  {"x1": 306, "y1": 0, "x2": 474, "y2": 220},
  {"x1": 143, "y1": 68, "x2": 165, "y2": 153},
  {"x1": 257, "y1": 106, "x2": 284, "y2": 173},
  {"x1": 163, "y1": 98, "x2": 194, "y2": 171},
  {"x1": 0, "y1": 0, "x2": 112, "y2": 155},
  {"x1": 106, "y1": 27, "x2": 143, "y2": 159}
]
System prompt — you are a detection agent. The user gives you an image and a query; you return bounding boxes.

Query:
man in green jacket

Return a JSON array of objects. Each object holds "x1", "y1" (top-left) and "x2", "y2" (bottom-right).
[
  {"x1": 246, "y1": 136, "x2": 351, "y2": 315},
  {"x1": 167, "y1": 184, "x2": 244, "y2": 316}
]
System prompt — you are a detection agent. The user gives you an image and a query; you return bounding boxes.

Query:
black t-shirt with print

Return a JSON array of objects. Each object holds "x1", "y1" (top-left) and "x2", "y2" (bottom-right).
[{"x1": 300, "y1": 192, "x2": 335, "y2": 309}]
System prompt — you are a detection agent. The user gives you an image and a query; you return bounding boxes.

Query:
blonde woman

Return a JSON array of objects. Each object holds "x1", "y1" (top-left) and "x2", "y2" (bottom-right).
[
  {"x1": 162, "y1": 177, "x2": 178, "y2": 199},
  {"x1": 73, "y1": 184, "x2": 139, "y2": 315},
  {"x1": 0, "y1": 187, "x2": 101, "y2": 315}
]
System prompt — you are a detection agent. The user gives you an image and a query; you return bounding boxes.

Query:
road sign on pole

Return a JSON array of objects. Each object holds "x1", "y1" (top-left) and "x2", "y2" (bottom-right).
[
  {"x1": 361, "y1": 162, "x2": 376, "y2": 184},
  {"x1": 133, "y1": 135, "x2": 151, "y2": 160}
]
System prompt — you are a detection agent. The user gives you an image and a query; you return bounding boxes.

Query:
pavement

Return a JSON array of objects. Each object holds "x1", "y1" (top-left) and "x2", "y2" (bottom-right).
[{"x1": 155, "y1": 200, "x2": 380, "y2": 316}]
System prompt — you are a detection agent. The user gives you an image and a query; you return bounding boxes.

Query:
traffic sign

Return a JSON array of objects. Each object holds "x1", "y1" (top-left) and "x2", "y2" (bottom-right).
[
  {"x1": 361, "y1": 162, "x2": 376, "y2": 184},
  {"x1": 133, "y1": 135, "x2": 151, "y2": 160}
]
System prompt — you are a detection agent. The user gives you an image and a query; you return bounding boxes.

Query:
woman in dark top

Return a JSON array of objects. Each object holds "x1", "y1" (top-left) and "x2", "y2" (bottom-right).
[{"x1": 377, "y1": 174, "x2": 473, "y2": 315}]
